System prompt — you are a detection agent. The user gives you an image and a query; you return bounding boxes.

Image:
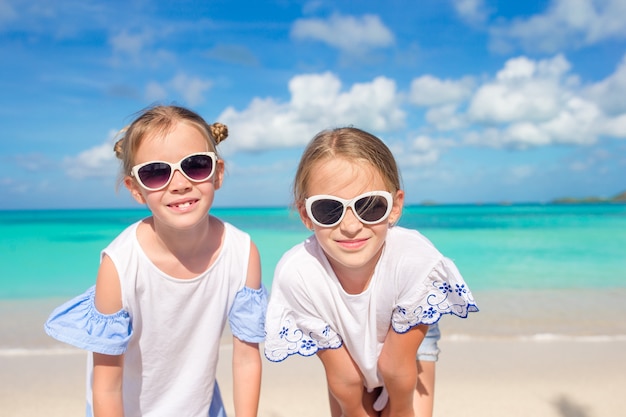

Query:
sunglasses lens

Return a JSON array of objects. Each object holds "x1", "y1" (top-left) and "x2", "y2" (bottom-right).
[
  {"x1": 137, "y1": 163, "x2": 171, "y2": 190},
  {"x1": 354, "y1": 195, "x2": 389, "y2": 223},
  {"x1": 310, "y1": 199, "x2": 344, "y2": 226},
  {"x1": 181, "y1": 154, "x2": 214, "y2": 181}
]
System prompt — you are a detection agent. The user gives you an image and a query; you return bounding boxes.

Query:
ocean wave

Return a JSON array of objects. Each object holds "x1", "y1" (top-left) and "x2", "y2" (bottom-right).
[
  {"x1": 444, "y1": 333, "x2": 626, "y2": 342},
  {"x1": 0, "y1": 347, "x2": 84, "y2": 357},
  {"x1": 3, "y1": 334, "x2": 626, "y2": 357}
]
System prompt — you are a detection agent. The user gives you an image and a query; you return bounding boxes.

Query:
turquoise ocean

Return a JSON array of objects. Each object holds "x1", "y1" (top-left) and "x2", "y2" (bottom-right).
[
  {"x1": 1, "y1": 204, "x2": 625, "y2": 299},
  {"x1": 1, "y1": 203, "x2": 626, "y2": 350}
]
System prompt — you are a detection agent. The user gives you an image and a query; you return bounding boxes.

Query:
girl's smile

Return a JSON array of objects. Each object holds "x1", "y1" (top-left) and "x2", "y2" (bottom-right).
[
  {"x1": 126, "y1": 121, "x2": 223, "y2": 231},
  {"x1": 299, "y1": 157, "x2": 402, "y2": 293}
]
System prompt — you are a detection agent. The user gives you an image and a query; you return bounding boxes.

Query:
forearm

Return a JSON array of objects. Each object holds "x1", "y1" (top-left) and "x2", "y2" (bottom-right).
[
  {"x1": 93, "y1": 391, "x2": 124, "y2": 417},
  {"x1": 317, "y1": 347, "x2": 372, "y2": 417},
  {"x1": 232, "y1": 339, "x2": 262, "y2": 417},
  {"x1": 92, "y1": 353, "x2": 124, "y2": 417},
  {"x1": 381, "y1": 362, "x2": 417, "y2": 417},
  {"x1": 378, "y1": 325, "x2": 428, "y2": 417},
  {"x1": 328, "y1": 377, "x2": 367, "y2": 416}
]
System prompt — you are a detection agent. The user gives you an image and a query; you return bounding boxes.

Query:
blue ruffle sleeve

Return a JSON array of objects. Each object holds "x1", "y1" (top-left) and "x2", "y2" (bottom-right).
[
  {"x1": 228, "y1": 285, "x2": 268, "y2": 343},
  {"x1": 391, "y1": 258, "x2": 479, "y2": 333},
  {"x1": 44, "y1": 285, "x2": 132, "y2": 355}
]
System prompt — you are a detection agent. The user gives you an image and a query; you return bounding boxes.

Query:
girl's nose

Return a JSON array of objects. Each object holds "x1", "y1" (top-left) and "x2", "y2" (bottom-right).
[
  {"x1": 339, "y1": 208, "x2": 363, "y2": 233},
  {"x1": 168, "y1": 169, "x2": 192, "y2": 192}
]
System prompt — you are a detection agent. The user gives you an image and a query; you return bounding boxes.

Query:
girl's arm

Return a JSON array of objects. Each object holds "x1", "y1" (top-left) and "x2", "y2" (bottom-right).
[
  {"x1": 378, "y1": 324, "x2": 428, "y2": 417},
  {"x1": 93, "y1": 255, "x2": 125, "y2": 417},
  {"x1": 93, "y1": 353, "x2": 124, "y2": 417},
  {"x1": 232, "y1": 338, "x2": 262, "y2": 417},
  {"x1": 317, "y1": 346, "x2": 376, "y2": 417},
  {"x1": 232, "y1": 241, "x2": 263, "y2": 416}
]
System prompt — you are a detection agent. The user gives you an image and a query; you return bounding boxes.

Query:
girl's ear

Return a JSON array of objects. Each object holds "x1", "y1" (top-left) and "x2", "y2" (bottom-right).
[
  {"x1": 297, "y1": 201, "x2": 314, "y2": 230},
  {"x1": 124, "y1": 176, "x2": 146, "y2": 205},
  {"x1": 212, "y1": 160, "x2": 225, "y2": 190},
  {"x1": 389, "y1": 189, "x2": 405, "y2": 225}
]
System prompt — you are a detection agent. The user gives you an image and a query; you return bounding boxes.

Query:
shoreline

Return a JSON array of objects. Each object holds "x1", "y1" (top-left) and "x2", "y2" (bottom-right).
[
  {"x1": 3, "y1": 287, "x2": 626, "y2": 350},
  {"x1": 2, "y1": 338, "x2": 625, "y2": 417},
  {"x1": 2, "y1": 288, "x2": 626, "y2": 416}
]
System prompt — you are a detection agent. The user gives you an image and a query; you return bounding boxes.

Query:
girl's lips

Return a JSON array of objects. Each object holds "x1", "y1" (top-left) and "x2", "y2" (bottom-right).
[
  {"x1": 168, "y1": 199, "x2": 199, "y2": 211},
  {"x1": 336, "y1": 238, "x2": 368, "y2": 249}
]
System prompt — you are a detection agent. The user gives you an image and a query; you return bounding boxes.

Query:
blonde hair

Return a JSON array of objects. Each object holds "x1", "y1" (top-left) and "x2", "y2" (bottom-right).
[
  {"x1": 293, "y1": 127, "x2": 401, "y2": 203},
  {"x1": 113, "y1": 105, "x2": 228, "y2": 183}
]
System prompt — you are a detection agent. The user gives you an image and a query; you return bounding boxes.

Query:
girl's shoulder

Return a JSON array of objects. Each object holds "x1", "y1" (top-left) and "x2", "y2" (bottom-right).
[
  {"x1": 214, "y1": 217, "x2": 251, "y2": 247},
  {"x1": 104, "y1": 219, "x2": 143, "y2": 252},
  {"x1": 387, "y1": 226, "x2": 440, "y2": 253},
  {"x1": 277, "y1": 235, "x2": 320, "y2": 267}
]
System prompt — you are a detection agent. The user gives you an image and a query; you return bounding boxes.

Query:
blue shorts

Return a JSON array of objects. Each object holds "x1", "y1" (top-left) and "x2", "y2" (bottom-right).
[{"x1": 417, "y1": 323, "x2": 440, "y2": 362}]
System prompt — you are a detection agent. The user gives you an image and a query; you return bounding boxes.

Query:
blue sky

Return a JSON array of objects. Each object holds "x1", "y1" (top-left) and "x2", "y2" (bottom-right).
[{"x1": 1, "y1": 0, "x2": 625, "y2": 210}]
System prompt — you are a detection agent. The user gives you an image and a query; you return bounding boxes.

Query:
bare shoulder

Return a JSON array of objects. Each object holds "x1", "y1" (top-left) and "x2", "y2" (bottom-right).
[
  {"x1": 94, "y1": 254, "x2": 123, "y2": 314},
  {"x1": 245, "y1": 240, "x2": 262, "y2": 289}
]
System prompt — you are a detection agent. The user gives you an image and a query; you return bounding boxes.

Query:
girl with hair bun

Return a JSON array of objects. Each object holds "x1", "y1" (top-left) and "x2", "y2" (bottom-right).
[{"x1": 46, "y1": 105, "x2": 267, "y2": 417}]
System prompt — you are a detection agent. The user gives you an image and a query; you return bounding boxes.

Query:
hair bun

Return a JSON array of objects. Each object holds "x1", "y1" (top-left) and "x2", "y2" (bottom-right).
[
  {"x1": 113, "y1": 139, "x2": 124, "y2": 160},
  {"x1": 210, "y1": 123, "x2": 228, "y2": 144},
  {"x1": 112, "y1": 126, "x2": 129, "y2": 160}
]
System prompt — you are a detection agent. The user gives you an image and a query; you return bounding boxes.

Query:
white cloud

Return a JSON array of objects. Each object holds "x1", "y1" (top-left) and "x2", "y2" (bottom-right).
[
  {"x1": 144, "y1": 73, "x2": 212, "y2": 106},
  {"x1": 489, "y1": 0, "x2": 626, "y2": 53},
  {"x1": 218, "y1": 54, "x2": 626, "y2": 154},
  {"x1": 600, "y1": 113, "x2": 626, "y2": 138},
  {"x1": 218, "y1": 72, "x2": 405, "y2": 153},
  {"x1": 503, "y1": 122, "x2": 552, "y2": 147},
  {"x1": 108, "y1": 28, "x2": 176, "y2": 69},
  {"x1": 440, "y1": 53, "x2": 626, "y2": 148},
  {"x1": 452, "y1": 0, "x2": 490, "y2": 25},
  {"x1": 405, "y1": 135, "x2": 442, "y2": 166},
  {"x1": 463, "y1": 95, "x2": 606, "y2": 149},
  {"x1": 409, "y1": 75, "x2": 475, "y2": 107},
  {"x1": 425, "y1": 104, "x2": 467, "y2": 131},
  {"x1": 63, "y1": 131, "x2": 119, "y2": 179},
  {"x1": 170, "y1": 73, "x2": 212, "y2": 106},
  {"x1": 540, "y1": 96, "x2": 602, "y2": 145},
  {"x1": 467, "y1": 55, "x2": 572, "y2": 124},
  {"x1": 110, "y1": 30, "x2": 149, "y2": 57},
  {"x1": 291, "y1": 13, "x2": 394, "y2": 53},
  {"x1": 145, "y1": 81, "x2": 168, "y2": 103},
  {"x1": 390, "y1": 134, "x2": 457, "y2": 170},
  {"x1": 584, "y1": 54, "x2": 626, "y2": 115}
]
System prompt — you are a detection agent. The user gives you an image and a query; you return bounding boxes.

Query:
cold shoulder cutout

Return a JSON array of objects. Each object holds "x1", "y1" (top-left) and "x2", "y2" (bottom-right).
[{"x1": 44, "y1": 286, "x2": 132, "y2": 355}]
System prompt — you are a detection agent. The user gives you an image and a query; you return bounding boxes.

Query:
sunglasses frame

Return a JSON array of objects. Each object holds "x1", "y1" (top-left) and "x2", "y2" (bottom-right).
[
  {"x1": 305, "y1": 190, "x2": 394, "y2": 228},
  {"x1": 130, "y1": 152, "x2": 217, "y2": 191}
]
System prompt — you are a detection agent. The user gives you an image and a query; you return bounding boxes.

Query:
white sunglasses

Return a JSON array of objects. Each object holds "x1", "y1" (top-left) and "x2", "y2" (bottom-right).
[
  {"x1": 305, "y1": 191, "x2": 393, "y2": 228},
  {"x1": 131, "y1": 152, "x2": 217, "y2": 191}
]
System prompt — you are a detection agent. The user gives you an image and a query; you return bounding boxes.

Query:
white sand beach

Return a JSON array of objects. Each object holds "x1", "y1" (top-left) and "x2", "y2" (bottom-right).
[
  {"x1": 3, "y1": 338, "x2": 625, "y2": 417},
  {"x1": 2, "y1": 289, "x2": 626, "y2": 417}
]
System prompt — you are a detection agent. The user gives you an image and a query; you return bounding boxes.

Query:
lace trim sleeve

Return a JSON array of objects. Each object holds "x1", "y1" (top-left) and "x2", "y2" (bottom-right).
[
  {"x1": 392, "y1": 258, "x2": 479, "y2": 333},
  {"x1": 263, "y1": 305, "x2": 342, "y2": 362}
]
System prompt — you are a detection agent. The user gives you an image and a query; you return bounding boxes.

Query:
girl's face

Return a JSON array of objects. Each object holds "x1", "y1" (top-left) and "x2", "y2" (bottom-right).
[
  {"x1": 124, "y1": 121, "x2": 224, "y2": 230},
  {"x1": 298, "y1": 157, "x2": 403, "y2": 291}
]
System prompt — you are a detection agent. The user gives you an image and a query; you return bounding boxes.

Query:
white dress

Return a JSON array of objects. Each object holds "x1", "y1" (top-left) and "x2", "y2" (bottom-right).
[
  {"x1": 264, "y1": 226, "x2": 478, "y2": 390},
  {"x1": 45, "y1": 219, "x2": 267, "y2": 417}
]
